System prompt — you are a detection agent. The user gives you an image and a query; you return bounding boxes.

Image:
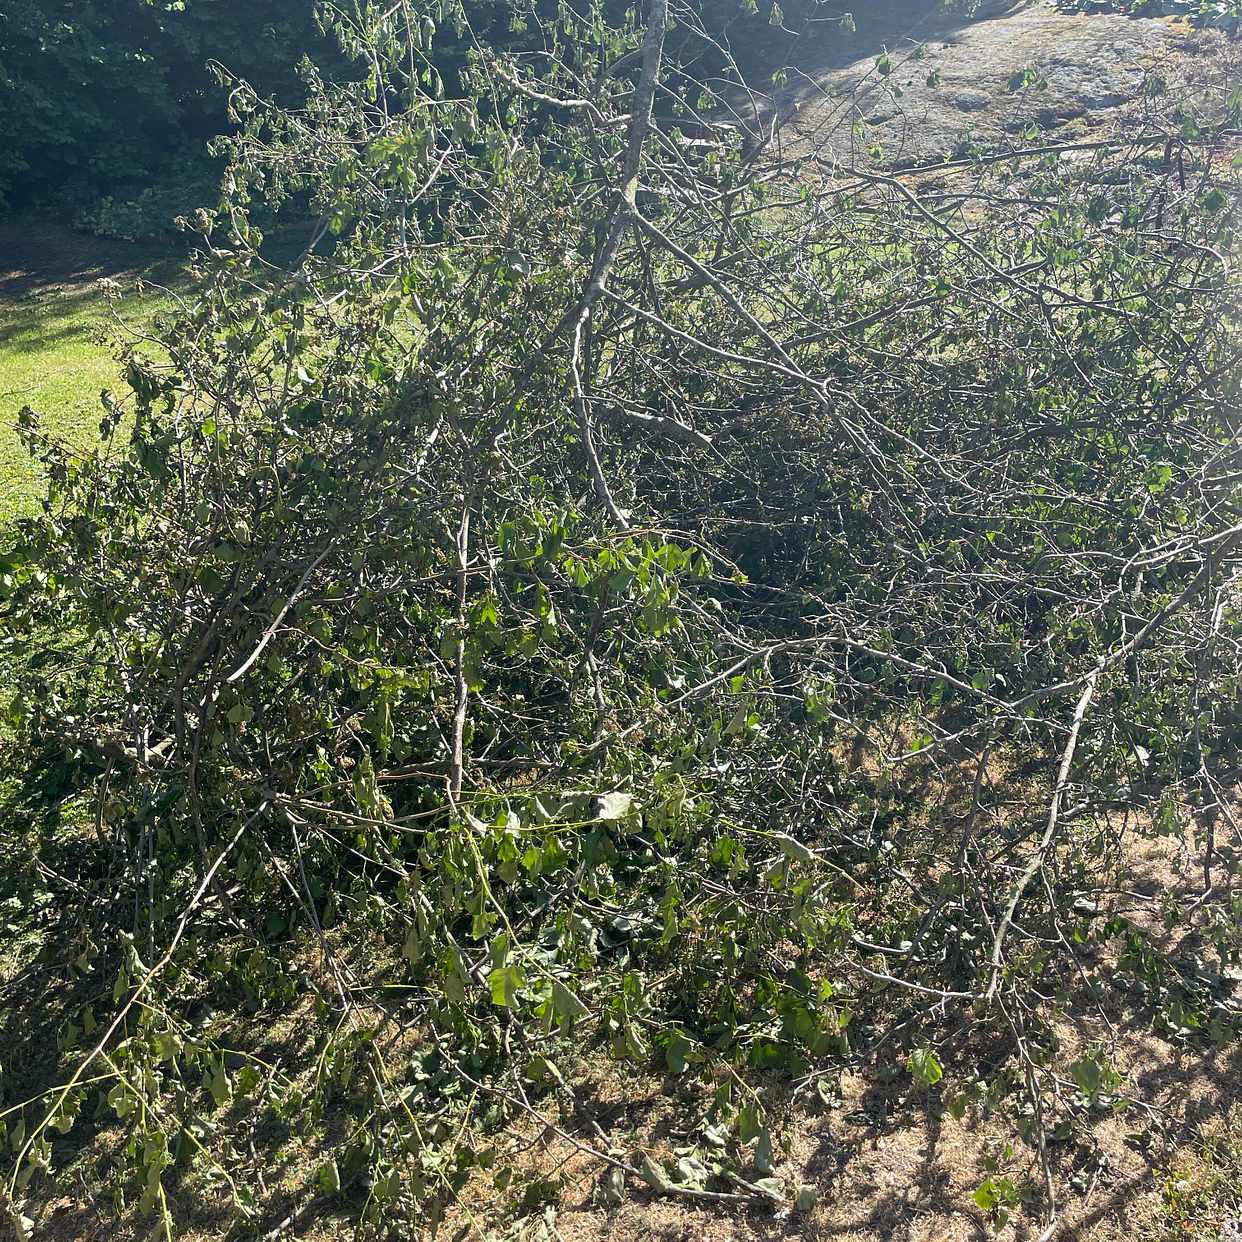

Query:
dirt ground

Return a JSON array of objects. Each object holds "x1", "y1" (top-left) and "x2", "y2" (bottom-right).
[
  {"x1": 26, "y1": 818, "x2": 1239, "y2": 1242},
  {"x1": 0, "y1": 222, "x2": 179, "y2": 303}
]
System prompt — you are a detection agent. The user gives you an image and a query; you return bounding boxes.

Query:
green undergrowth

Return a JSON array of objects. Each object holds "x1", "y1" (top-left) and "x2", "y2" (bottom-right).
[
  {"x1": 0, "y1": 221, "x2": 311, "y2": 524},
  {"x1": 0, "y1": 228, "x2": 183, "y2": 992},
  {"x1": 1157, "y1": 1115, "x2": 1242, "y2": 1239},
  {"x1": 1057, "y1": 0, "x2": 1242, "y2": 29}
]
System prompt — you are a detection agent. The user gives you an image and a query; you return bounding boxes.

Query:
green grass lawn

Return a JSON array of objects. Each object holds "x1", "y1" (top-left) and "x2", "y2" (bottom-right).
[
  {"x1": 0, "y1": 226, "x2": 185, "y2": 984},
  {"x1": 0, "y1": 224, "x2": 185, "y2": 525}
]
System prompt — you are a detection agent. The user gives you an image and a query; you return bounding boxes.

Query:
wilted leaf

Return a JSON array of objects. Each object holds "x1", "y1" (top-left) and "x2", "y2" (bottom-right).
[
  {"x1": 597, "y1": 1165, "x2": 625, "y2": 1206},
  {"x1": 675, "y1": 1155, "x2": 709, "y2": 1188},
  {"x1": 754, "y1": 1127, "x2": 776, "y2": 1175},
  {"x1": 597, "y1": 792, "x2": 633, "y2": 821},
  {"x1": 775, "y1": 833, "x2": 815, "y2": 864},
  {"x1": 551, "y1": 980, "x2": 589, "y2": 1021},
  {"x1": 638, "y1": 1154, "x2": 672, "y2": 1192}
]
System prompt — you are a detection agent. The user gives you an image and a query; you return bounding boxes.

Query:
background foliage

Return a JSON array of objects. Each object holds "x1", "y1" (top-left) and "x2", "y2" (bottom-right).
[
  {"x1": 0, "y1": 0, "x2": 915, "y2": 227},
  {"x1": 0, "y1": 0, "x2": 345, "y2": 219}
]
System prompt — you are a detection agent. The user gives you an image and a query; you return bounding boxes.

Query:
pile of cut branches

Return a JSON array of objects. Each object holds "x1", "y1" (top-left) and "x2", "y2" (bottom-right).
[{"x1": 2, "y1": 0, "x2": 1240, "y2": 1236}]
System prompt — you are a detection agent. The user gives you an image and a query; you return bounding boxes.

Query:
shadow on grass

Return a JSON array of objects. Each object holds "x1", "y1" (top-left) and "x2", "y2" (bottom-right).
[
  {"x1": 0, "y1": 220, "x2": 189, "y2": 303},
  {"x1": 0, "y1": 289, "x2": 172, "y2": 358}
]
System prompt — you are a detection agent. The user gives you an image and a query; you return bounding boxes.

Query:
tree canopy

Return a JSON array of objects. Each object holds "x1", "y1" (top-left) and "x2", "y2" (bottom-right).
[{"x1": 0, "y1": 0, "x2": 340, "y2": 213}]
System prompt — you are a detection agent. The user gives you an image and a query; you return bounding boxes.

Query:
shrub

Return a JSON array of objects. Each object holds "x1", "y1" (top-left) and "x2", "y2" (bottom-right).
[{"x1": 73, "y1": 166, "x2": 221, "y2": 242}]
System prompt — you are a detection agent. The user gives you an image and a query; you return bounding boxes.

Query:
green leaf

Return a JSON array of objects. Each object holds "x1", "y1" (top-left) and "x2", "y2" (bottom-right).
[
  {"x1": 974, "y1": 1175, "x2": 1018, "y2": 1213},
  {"x1": 442, "y1": 946, "x2": 468, "y2": 1005},
  {"x1": 973, "y1": 1178, "x2": 998, "y2": 1211},
  {"x1": 908, "y1": 1046, "x2": 943, "y2": 1087},
  {"x1": 1070, "y1": 1049, "x2": 1118, "y2": 1101},
  {"x1": 318, "y1": 1160, "x2": 341, "y2": 1195},
  {"x1": 235, "y1": 1064, "x2": 260, "y2": 1098},
  {"x1": 487, "y1": 964, "x2": 524, "y2": 1008},
  {"x1": 1143, "y1": 462, "x2": 1173, "y2": 495},
  {"x1": 665, "y1": 1031, "x2": 692, "y2": 1074},
  {"x1": 815, "y1": 1078, "x2": 842, "y2": 1109},
  {"x1": 209, "y1": 1066, "x2": 231, "y2": 1106}
]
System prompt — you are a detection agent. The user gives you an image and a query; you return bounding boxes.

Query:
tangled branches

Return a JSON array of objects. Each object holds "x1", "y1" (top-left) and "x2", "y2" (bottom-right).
[{"x1": 2, "y1": 0, "x2": 1240, "y2": 1236}]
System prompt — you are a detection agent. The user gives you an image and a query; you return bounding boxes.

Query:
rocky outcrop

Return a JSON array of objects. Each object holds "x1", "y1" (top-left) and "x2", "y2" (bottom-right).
[{"x1": 778, "y1": 1, "x2": 1214, "y2": 166}]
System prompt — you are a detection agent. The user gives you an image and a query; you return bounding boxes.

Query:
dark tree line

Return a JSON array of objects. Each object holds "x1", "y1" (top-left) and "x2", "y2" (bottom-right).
[
  {"x1": 0, "y1": 0, "x2": 907, "y2": 221},
  {"x1": 0, "y1": 0, "x2": 332, "y2": 213}
]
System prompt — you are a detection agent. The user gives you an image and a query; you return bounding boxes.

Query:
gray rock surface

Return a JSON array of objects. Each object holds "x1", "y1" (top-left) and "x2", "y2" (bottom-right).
[{"x1": 778, "y1": 1, "x2": 1198, "y2": 166}]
